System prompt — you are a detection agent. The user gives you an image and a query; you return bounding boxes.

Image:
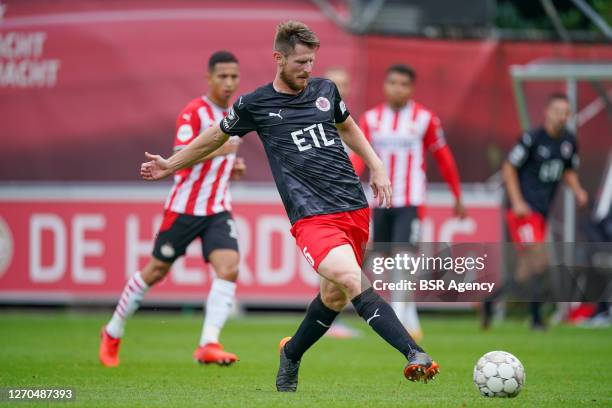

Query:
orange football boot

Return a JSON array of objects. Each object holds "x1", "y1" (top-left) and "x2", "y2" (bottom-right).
[
  {"x1": 193, "y1": 343, "x2": 238, "y2": 366},
  {"x1": 99, "y1": 328, "x2": 121, "y2": 367},
  {"x1": 403, "y1": 351, "x2": 440, "y2": 383}
]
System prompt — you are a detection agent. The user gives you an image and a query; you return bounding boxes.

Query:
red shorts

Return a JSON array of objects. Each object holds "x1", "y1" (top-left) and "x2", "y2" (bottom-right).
[
  {"x1": 291, "y1": 207, "x2": 370, "y2": 270},
  {"x1": 506, "y1": 209, "x2": 547, "y2": 244}
]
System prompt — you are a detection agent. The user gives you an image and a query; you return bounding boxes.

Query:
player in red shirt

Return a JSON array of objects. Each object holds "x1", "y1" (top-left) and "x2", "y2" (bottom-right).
[
  {"x1": 99, "y1": 51, "x2": 246, "y2": 367},
  {"x1": 351, "y1": 64, "x2": 465, "y2": 340}
]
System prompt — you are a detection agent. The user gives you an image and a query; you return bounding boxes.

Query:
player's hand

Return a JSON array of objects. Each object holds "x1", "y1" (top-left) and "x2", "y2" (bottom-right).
[
  {"x1": 141, "y1": 152, "x2": 172, "y2": 181},
  {"x1": 370, "y1": 166, "x2": 392, "y2": 208},
  {"x1": 512, "y1": 200, "x2": 531, "y2": 217},
  {"x1": 225, "y1": 136, "x2": 242, "y2": 155},
  {"x1": 454, "y1": 200, "x2": 467, "y2": 219},
  {"x1": 231, "y1": 157, "x2": 246, "y2": 180},
  {"x1": 575, "y1": 188, "x2": 588, "y2": 208}
]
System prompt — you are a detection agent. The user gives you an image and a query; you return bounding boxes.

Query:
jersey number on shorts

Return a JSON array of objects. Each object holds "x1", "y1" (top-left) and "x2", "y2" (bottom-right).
[
  {"x1": 517, "y1": 224, "x2": 535, "y2": 243},
  {"x1": 302, "y1": 246, "x2": 315, "y2": 266},
  {"x1": 227, "y1": 219, "x2": 238, "y2": 239}
]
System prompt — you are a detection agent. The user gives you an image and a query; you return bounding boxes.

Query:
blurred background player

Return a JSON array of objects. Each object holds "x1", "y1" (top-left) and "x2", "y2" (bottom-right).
[
  {"x1": 99, "y1": 51, "x2": 246, "y2": 367},
  {"x1": 140, "y1": 21, "x2": 439, "y2": 391},
  {"x1": 493, "y1": 93, "x2": 588, "y2": 330},
  {"x1": 351, "y1": 64, "x2": 466, "y2": 341}
]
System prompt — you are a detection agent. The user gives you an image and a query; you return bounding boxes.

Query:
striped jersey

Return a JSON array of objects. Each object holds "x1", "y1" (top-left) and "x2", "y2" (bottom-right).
[
  {"x1": 359, "y1": 101, "x2": 446, "y2": 207},
  {"x1": 164, "y1": 96, "x2": 236, "y2": 216}
]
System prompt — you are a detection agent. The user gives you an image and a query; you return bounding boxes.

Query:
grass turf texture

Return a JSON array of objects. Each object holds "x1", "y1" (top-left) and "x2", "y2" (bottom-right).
[{"x1": 1, "y1": 312, "x2": 610, "y2": 407}]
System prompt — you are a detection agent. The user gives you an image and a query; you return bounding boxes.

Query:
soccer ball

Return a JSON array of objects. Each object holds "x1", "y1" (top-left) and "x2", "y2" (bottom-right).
[{"x1": 473, "y1": 351, "x2": 525, "y2": 397}]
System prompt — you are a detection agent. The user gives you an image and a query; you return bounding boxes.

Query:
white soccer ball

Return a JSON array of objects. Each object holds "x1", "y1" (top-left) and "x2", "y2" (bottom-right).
[{"x1": 473, "y1": 351, "x2": 525, "y2": 398}]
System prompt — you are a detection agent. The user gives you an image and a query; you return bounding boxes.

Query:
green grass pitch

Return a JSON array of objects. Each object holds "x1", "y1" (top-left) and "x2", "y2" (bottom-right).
[{"x1": 1, "y1": 311, "x2": 611, "y2": 407}]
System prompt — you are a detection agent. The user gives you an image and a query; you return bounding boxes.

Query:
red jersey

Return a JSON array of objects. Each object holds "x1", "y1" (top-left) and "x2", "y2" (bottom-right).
[
  {"x1": 353, "y1": 101, "x2": 460, "y2": 208},
  {"x1": 164, "y1": 96, "x2": 236, "y2": 216}
]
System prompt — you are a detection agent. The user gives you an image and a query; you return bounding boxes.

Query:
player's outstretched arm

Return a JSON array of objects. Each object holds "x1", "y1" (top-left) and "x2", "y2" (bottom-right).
[
  {"x1": 197, "y1": 137, "x2": 241, "y2": 161},
  {"x1": 337, "y1": 116, "x2": 392, "y2": 207},
  {"x1": 141, "y1": 123, "x2": 229, "y2": 181}
]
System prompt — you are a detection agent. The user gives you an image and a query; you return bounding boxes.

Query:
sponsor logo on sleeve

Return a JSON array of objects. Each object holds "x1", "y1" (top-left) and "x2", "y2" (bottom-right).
[
  {"x1": 339, "y1": 100, "x2": 347, "y2": 115},
  {"x1": 222, "y1": 106, "x2": 240, "y2": 130},
  {"x1": 509, "y1": 144, "x2": 527, "y2": 165},
  {"x1": 176, "y1": 124, "x2": 194, "y2": 142},
  {"x1": 521, "y1": 133, "x2": 533, "y2": 146},
  {"x1": 561, "y1": 141, "x2": 573, "y2": 159}
]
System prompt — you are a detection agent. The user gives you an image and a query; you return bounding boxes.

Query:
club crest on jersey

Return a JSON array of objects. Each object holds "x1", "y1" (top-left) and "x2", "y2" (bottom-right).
[
  {"x1": 561, "y1": 141, "x2": 573, "y2": 158},
  {"x1": 315, "y1": 96, "x2": 331, "y2": 112},
  {"x1": 537, "y1": 145, "x2": 550, "y2": 158}
]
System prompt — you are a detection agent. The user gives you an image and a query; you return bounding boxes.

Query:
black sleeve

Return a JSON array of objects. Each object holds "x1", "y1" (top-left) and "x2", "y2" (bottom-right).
[
  {"x1": 332, "y1": 82, "x2": 350, "y2": 123},
  {"x1": 567, "y1": 139, "x2": 579, "y2": 170},
  {"x1": 220, "y1": 95, "x2": 257, "y2": 137},
  {"x1": 507, "y1": 132, "x2": 533, "y2": 169}
]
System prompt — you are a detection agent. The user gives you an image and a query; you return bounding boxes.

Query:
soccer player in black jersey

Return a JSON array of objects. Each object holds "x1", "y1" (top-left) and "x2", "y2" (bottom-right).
[
  {"x1": 141, "y1": 21, "x2": 438, "y2": 390},
  {"x1": 499, "y1": 93, "x2": 588, "y2": 329}
]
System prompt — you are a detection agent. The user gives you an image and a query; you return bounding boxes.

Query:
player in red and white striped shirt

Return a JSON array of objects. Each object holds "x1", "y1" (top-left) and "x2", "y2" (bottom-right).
[
  {"x1": 100, "y1": 51, "x2": 246, "y2": 367},
  {"x1": 351, "y1": 64, "x2": 466, "y2": 340}
]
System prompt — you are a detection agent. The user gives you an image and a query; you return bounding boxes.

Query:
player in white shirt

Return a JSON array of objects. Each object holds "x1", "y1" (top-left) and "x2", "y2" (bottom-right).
[
  {"x1": 99, "y1": 51, "x2": 246, "y2": 367},
  {"x1": 352, "y1": 64, "x2": 466, "y2": 340}
]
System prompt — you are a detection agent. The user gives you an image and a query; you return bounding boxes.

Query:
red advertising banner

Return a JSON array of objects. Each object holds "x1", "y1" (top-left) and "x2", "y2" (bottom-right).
[
  {"x1": 1, "y1": 0, "x2": 610, "y2": 191},
  {"x1": 0, "y1": 185, "x2": 501, "y2": 305}
]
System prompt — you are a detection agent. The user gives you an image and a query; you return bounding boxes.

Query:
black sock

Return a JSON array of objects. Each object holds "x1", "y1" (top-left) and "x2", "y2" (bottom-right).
[
  {"x1": 530, "y1": 302, "x2": 543, "y2": 325},
  {"x1": 352, "y1": 287, "x2": 423, "y2": 358},
  {"x1": 284, "y1": 293, "x2": 339, "y2": 362}
]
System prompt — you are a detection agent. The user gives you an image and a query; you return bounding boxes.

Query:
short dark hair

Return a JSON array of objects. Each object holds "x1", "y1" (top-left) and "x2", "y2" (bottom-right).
[
  {"x1": 547, "y1": 92, "x2": 569, "y2": 105},
  {"x1": 386, "y1": 64, "x2": 416, "y2": 82},
  {"x1": 274, "y1": 21, "x2": 320, "y2": 56},
  {"x1": 208, "y1": 51, "x2": 238, "y2": 72}
]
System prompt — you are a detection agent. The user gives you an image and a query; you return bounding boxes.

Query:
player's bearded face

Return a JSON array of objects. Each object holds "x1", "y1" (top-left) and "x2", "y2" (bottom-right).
[{"x1": 279, "y1": 44, "x2": 316, "y2": 91}]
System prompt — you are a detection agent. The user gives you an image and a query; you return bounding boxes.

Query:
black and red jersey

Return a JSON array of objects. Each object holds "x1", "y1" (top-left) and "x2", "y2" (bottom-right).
[{"x1": 507, "y1": 127, "x2": 579, "y2": 217}]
